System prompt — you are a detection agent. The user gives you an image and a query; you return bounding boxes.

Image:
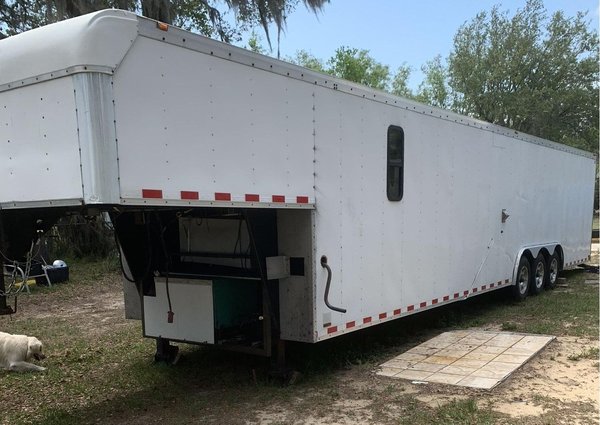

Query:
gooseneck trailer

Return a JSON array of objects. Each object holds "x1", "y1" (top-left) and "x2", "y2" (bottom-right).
[{"x1": 0, "y1": 10, "x2": 595, "y2": 361}]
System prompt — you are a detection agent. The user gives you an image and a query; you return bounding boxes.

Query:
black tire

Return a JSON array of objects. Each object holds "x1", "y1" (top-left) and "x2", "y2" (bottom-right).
[
  {"x1": 530, "y1": 253, "x2": 546, "y2": 295},
  {"x1": 545, "y1": 252, "x2": 560, "y2": 289},
  {"x1": 513, "y1": 256, "x2": 531, "y2": 301}
]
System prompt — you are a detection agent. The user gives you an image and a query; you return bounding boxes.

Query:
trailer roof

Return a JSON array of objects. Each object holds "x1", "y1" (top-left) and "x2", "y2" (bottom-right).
[
  {"x1": 0, "y1": 9, "x2": 137, "y2": 87},
  {"x1": 0, "y1": 9, "x2": 595, "y2": 161}
]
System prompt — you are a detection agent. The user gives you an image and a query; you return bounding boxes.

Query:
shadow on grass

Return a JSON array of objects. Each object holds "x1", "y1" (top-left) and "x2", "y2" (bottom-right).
[{"x1": 28, "y1": 269, "x2": 597, "y2": 424}]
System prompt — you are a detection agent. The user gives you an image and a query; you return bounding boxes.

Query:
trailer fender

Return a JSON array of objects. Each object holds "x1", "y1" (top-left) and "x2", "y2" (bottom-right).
[{"x1": 512, "y1": 243, "x2": 561, "y2": 285}]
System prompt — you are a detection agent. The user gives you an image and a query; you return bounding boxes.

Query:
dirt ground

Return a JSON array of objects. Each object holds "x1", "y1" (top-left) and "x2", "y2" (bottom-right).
[
  {"x1": 1, "y1": 259, "x2": 598, "y2": 424},
  {"x1": 0, "y1": 243, "x2": 600, "y2": 425}
]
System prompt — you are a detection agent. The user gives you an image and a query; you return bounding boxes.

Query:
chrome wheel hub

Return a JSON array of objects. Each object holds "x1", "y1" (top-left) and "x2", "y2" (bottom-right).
[
  {"x1": 535, "y1": 262, "x2": 544, "y2": 289},
  {"x1": 518, "y1": 266, "x2": 529, "y2": 294},
  {"x1": 549, "y1": 259, "x2": 558, "y2": 284}
]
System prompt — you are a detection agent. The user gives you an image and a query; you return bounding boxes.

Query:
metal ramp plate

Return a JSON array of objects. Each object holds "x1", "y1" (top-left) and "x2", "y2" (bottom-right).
[{"x1": 377, "y1": 330, "x2": 554, "y2": 389}]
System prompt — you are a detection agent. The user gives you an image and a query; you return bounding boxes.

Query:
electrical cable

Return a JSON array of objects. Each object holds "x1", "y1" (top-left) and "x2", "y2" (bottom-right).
[
  {"x1": 111, "y1": 212, "x2": 146, "y2": 284},
  {"x1": 157, "y1": 213, "x2": 177, "y2": 323},
  {"x1": 242, "y1": 209, "x2": 280, "y2": 333},
  {"x1": 113, "y1": 234, "x2": 136, "y2": 283}
]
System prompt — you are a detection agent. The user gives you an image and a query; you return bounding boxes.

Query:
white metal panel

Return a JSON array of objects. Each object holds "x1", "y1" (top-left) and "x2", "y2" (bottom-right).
[
  {"x1": 313, "y1": 91, "x2": 390, "y2": 335},
  {"x1": 488, "y1": 133, "x2": 595, "y2": 267},
  {"x1": 143, "y1": 278, "x2": 214, "y2": 343},
  {"x1": 312, "y1": 86, "x2": 595, "y2": 341},
  {"x1": 0, "y1": 77, "x2": 83, "y2": 205},
  {"x1": 121, "y1": 247, "x2": 141, "y2": 320},
  {"x1": 73, "y1": 73, "x2": 121, "y2": 204},
  {"x1": 0, "y1": 10, "x2": 137, "y2": 87},
  {"x1": 277, "y1": 210, "x2": 315, "y2": 342},
  {"x1": 112, "y1": 36, "x2": 315, "y2": 205},
  {"x1": 0, "y1": 9, "x2": 594, "y2": 346}
]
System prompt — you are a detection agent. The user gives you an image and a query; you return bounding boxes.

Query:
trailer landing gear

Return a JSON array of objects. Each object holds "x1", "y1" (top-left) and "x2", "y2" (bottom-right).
[
  {"x1": 0, "y1": 259, "x2": 15, "y2": 316},
  {"x1": 268, "y1": 339, "x2": 301, "y2": 385},
  {"x1": 0, "y1": 303, "x2": 14, "y2": 316},
  {"x1": 154, "y1": 338, "x2": 180, "y2": 365}
]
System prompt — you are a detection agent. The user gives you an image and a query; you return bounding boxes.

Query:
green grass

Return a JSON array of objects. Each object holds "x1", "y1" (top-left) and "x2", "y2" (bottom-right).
[
  {"x1": 501, "y1": 322, "x2": 518, "y2": 331},
  {"x1": 399, "y1": 397, "x2": 498, "y2": 425},
  {"x1": 567, "y1": 347, "x2": 599, "y2": 361},
  {"x1": 285, "y1": 268, "x2": 598, "y2": 376},
  {"x1": 0, "y1": 260, "x2": 597, "y2": 424},
  {"x1": 429, "y1": 269, "x2": 599, "y2": 338}
]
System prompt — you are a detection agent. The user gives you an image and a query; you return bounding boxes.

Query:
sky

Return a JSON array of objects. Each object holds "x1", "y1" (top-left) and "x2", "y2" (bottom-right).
[{"x1": 235, "y1": 0, "x2": 599, "y2": 90}]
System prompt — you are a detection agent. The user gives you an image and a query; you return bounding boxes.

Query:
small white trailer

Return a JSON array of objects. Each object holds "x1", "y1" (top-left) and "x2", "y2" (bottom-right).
[{"x1": 0, "y1": 10, "x2": 595, "y2": 362}]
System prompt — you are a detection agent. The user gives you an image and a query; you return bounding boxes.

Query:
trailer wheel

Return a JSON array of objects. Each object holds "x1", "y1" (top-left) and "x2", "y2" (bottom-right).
[
  {"x1": 530, "y1": 253, "x2": 546, "y2": 295},
  {"x1": 513, "y1": 256, "x2": 531, "y2": 301},
  {"x1": 545, "y1": 252, "x2": 560, "y2": 289}
]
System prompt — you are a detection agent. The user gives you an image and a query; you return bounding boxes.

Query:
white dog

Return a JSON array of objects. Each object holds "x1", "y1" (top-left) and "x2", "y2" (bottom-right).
[{"x1": 0, "y1": 331, "x2": 46, "y2": 372}]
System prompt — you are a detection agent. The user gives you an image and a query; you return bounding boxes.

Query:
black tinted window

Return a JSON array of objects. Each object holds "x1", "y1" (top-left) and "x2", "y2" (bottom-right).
[{"x1": 387, "y1": 126, "x2": 404, "y2": 201}]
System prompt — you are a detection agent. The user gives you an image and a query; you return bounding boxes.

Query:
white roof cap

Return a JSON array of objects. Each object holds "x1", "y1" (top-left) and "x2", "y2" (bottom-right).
[{"x1": 0, "y1": 9, "x2": 138, "y2": 86}]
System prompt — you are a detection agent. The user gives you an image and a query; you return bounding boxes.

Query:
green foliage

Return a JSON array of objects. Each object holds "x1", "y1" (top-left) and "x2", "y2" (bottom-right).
[
  {"x1": 292, "y1": 49, "x2": 326, "y2": 73},
  {"x1": 246, "y1": 30, "x2": 265, "y2": 53},
  {"x1": 291, "y1": 1, "x2": 597, "y2": 154},
  {"x1": 171, "y1": 0, "x2": 218, "y2": 36},
  {"x1": 291, "y1": 47, "x2": 412, "y2": 94},
  {"x1": 326, "y1": 46, "x2": 390, "y2": 90},
  {"x1": 567, "y1": 346, "x2": 599, "y2": 361},
  {"x1": 415, "y1": 55, "x2": 450, "y2": 109},
  {"x1": 49, "y1": 215, "x2": 116, "y2": 260},
  {"x1": 390, "y1": 64, "x2": 413, "y2": 98},
  {"x1": 0, "y1": 0, "x2": 329, "y2": 44},
  {"x1": 448, "y1": 0, "x2": 598, "y2": 153},
  {"x1": 0, "y1": 0, "x2": 47, "y2": 35}
]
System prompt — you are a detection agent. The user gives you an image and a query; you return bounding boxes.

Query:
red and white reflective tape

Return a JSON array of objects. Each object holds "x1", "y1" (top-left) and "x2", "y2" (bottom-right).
[
  {"x1": 322, "y1": 277, "x2": 512, "y2": 338},
  {"x1": 139, "y1": 188, "x2": 312, "y2": 205},
  {"x1": 565, "y1": 258, "x2": 590, "y2": 267}
]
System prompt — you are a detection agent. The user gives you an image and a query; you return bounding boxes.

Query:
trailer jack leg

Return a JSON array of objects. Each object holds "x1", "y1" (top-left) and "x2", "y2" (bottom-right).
[
  {"x1": 0, "y1": 299, "x2": 14, "y2": 316},
  {"x1": 0, "y1": 258, "x2": 14, "y2": 315},
  {"x1": 268, "y1": 339, "x2": 301, "y2": 385},
  {"x1": 154, "y1": 338, "x2": 180, "y2": 365}
]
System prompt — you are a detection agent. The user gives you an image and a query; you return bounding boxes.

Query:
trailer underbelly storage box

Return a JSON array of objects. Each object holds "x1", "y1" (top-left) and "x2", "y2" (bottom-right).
[{"x1": 0, "y1": 10, "x2": 595, "y2": 359}]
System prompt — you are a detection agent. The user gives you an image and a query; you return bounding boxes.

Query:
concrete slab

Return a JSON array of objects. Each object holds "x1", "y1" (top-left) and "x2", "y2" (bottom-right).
[
  {"x1": 456, "y1": 375, "x2": 499, "y2": 389},
  {"x1": 381, "y1": 359, "x2": 413, "y2": 369},
  {"x1": 395, "y1": 369, "x2": 433, "y2": 381},
  {"x1": 426, "y1": 372, "x2": 463, "y2": 385},
  {"x1": 422, "y1": 355, "x2": 460, "y2": 365},
  {"x1": 408, "y1": 362, "x2": 447, "y2": 373},
  {"x1": 377, "y1": 366, "x2": 403, "y2": 377},
  {"x1": 395, "y1": 352, "x2": 429, "y2": 363},
  {"x1": 376, "y1": 330, "x2": 554, "y2": 389},
  {"x1": 406, "y1": 345, "x2": 441, "y2": 356},
  {"x1": 463, "y1": 351, "x2": 497, "y2": 362}
]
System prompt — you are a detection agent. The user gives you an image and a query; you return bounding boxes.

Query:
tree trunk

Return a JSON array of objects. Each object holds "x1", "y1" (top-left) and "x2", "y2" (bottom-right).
[{"x1": 141, "y1": 0, "x2": 173, "y2": 23}]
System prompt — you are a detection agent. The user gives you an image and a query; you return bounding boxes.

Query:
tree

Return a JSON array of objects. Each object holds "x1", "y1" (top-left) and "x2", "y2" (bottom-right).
[
  {"x1": 290, "y1": 46, "x2": 394, "y2": 92},
  {"x1": 415, "y1": 55, "x2": 450, "y2": 109},
  {"x1": 247, "y1": 30, "x2": 265, "y2": 53},
  {"x1": 390, "y1": 64, "x2": 413, "y2": 99},
  {"x1": 291, "y1": 49, "x2": 325, "y2": 73},
  {"x1": 0, "y1": 0, "x2": 329, "y2": 47},
  {"x1": 327, "y1": 46, "x2": 390, "y2": 90},
  {"x1": 448, "y1": 0, "x2": 598, "y2": 152}
]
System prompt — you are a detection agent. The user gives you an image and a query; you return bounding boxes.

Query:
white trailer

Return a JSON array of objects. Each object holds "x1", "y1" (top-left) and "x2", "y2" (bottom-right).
[{"x1": 0, "y1": 10, "x2": 595, "y2": 361}]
